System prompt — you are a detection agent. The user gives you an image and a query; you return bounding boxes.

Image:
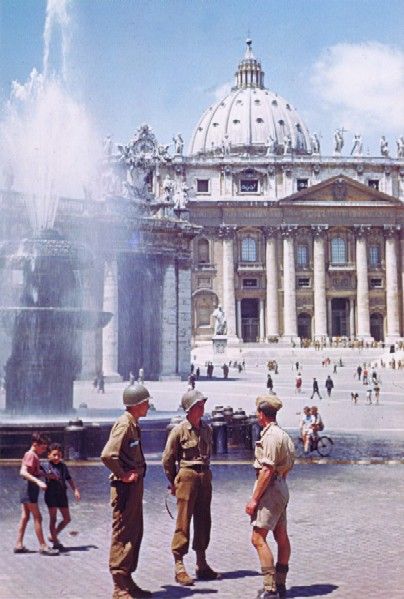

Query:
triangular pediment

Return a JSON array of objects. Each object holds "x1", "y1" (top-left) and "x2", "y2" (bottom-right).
[{"x1": 280, "y1": 175, "x2": 401, "y2": 205}]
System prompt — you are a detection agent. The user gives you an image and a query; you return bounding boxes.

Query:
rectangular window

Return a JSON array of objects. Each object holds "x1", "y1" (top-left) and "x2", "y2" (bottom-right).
[
  {"x1": 243, "y1": 278, "x2": 258, "y2": 288},
  {"x1": 240, "y1": 179, "x2": 258, "y2": 193},
  {"x1": 297, "y1": 244, "x2": 309, "y2": 267},
  {"x1": 297, "y1": 277, "x2": 310, "y2": 287},
  {"x1": 196, "y1": 179, "x2": 210, "y2": 193},
  {"x1": 370, "y1": 278, "x2": 383, "y2": 288},
  {"x1": 369, "y1": 245, "x2": 380, "y2": 268},
  {"x1": 368, "y1": 179, "x2": 379, "y2": 190},
  {"x1": 297, "y1": 178, "x2": 309, "y2": 191}
]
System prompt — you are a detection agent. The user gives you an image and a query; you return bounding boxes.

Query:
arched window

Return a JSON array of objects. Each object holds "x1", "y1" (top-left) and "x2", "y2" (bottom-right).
[
  {"x1": 241, "y1": 237, "x2": 257, "y2": 262},
  {"x1": 369, "y1": 244, "x2": 381, "y2": 268},
  {"x1": 197, "y1": 239, "x2": 209, "y2": 264},
  {"x1": 331, "y1": 237, "x2": 346, "y2": 264},
  {"x1": 297, "y1": 244, "x2": 309, "y2": 267}
]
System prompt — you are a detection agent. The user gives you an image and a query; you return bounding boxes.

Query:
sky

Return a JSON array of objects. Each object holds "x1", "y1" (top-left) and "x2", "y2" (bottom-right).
[{"x1": 1, "y1": 0, "x2": 404, "y2": 156}]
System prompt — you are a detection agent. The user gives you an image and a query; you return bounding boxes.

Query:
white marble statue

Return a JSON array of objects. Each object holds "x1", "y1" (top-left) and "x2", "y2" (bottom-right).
[
  {"x1": 173, "y1": 133, "x2": 184, "y2": 155},
  {"x1": 212, "y1": 305, "x2": 227, "y2": 335},
  {"x1": 350, "y1": 134, "x2": 363, "y2": 157},
  {"x1": 174, "y1": 181, "x2": 189, "y2": 209},
  {"x1": 162, "y1": 174, "x2": 174, "y2": 202},
  {"x1": 334, "y1": 129, "x2": 345, "y2": 154},
  {"x1": 266, "y1": 135, "x2": 275, "y2": 156},
  {"x1": 311, "y1": 132, "x2": 320, "y2": 154},
  {"x1": 283, "y1": 134, "x2": 292, "y2": 155},
  {"x1": 103, "y1": 135, "x2": 114, "y2": 156},
  {"x1": 380, "y1": 136, "x2": 389, "y2": 157},
  {"x1": 396, "y1": 136, "x2": 404, "y2": 158},
  {"x1": 222, "y1": 134, "x2": 231, "y2": 155}
]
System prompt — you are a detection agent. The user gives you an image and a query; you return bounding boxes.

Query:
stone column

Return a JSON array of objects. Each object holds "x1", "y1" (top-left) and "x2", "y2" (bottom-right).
[
  {"x1": 160, "y1": 260, "x2": 178, "y2": 377},
  {"x1": 312, "y1": 226, "x2": 328, "y2": 339},
  {"x1": 385, "y1": 226, "x2": 401, "y2": 340},
  {"x1": 282, "y1": 227, "x2": 298, "y2": 339},
  {"x1": 236, "y1": 299, "x2": 242, "y2": 338},
  {"x1": 259, "y1": 299, "x2": 265, "y2": 342},
  {"x1": 327, "y1": 299, "x2": 332, "y2": 337},
  {"x1": 102, "y1": 257, "x2": 120, "y2": 379},
  {"x1": 220, "y1": 227, "x2": 238, "y2": 343},
  {"x1": 355, "y1": 227, "x2": 371, "y2": 339},
  {"x1": 349, "y1": 298, "x2": 355, "y2": 338},
  {"x1": 177, "y1": 261, "x2": 192, "y2": 377},
  {"x1": 265, "y1": 230, "x2": 279, "y2": 337}
]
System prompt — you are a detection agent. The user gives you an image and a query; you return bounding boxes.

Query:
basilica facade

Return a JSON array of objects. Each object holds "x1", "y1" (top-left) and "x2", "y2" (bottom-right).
[{"x1": 156, "y1": 41, "x2": 404, "y2": 344}]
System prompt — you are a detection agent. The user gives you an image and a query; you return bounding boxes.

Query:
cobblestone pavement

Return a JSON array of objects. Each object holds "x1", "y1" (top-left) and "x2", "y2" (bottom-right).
[{"x1": 1, "y1": 461, "x2": 403, "y2": 599}]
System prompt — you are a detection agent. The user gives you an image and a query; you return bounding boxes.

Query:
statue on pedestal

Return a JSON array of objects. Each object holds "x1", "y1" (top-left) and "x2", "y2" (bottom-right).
[
  {"x1": 334, "y1": 128, "x2": 345, "y2": 154},
  {"x1": 212, "y1": 305, "x2": 227, "y2": 335},
  {"x1": 173, "y1": 133, "x2": 184, "y2": 155},
  {"x1": 350, "y1": 134, "x2": 363, "y2": 157},
  {"x1": 396, "y1": 136, "x2": 404, "y2": 158},
  {"x1": 380, "y1": 136, "x2": 389, "y2": 157},
  {"x1": 311, "y1": 133, "x2": 321, "y2": 154}
]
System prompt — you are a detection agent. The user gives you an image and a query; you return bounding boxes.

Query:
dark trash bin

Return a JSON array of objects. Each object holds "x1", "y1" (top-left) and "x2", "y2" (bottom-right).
[
  {"x1": 228, "y1": 409, "x2": 250, "y2": 450},
  {"x1": 211, "y1": 414, "x2": 228, "y2": 454},
  {"x1": 64, "y1": 421, "x2": 87, "y2": 460}
]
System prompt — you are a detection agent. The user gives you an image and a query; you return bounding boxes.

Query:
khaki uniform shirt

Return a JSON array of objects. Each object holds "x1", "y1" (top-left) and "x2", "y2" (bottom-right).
[
  {"x1": 162, "y1": 419, "x2": 212, "y2": 485},
  {"x1": 101, "y1": 411, "x2": 146, "y2": 480},
  {"x1": 253, "y1": 422, "x2": 295, "y2": 476}
]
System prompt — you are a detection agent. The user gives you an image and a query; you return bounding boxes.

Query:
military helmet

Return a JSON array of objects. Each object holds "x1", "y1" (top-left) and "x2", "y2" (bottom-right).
[
  {"x1": 181, "y1": 389, "x2": 207, "y2": 413},
  {"x1": 123, "y1": 383, "x2": 151, "y2": 407}
]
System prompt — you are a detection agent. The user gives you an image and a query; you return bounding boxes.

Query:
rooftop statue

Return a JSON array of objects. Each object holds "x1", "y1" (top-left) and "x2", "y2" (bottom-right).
[
  {"x1": 350, "y1": 134, "x2": 363, "y2": 157},
  {"x1": 380, "y1": 136, "x2": 389, "y2": 157},
  {"x1": 174, "y1": 181, "x2": 189, "y2": 209},
  {"x1": 266, "y1": 135, "x2": 275, "y2": 156},
  {"x1": 222, "y1": 135, "x2": 231, "y2": 156},
  {"x1": 397, "y1": 136, "x2": 404, "y2": 158},
  {"x1": 311, "y1": 133, "x2": 321, "y2": 155},
  {"x1": 103, "y1": 135, "x2": 114, "y2": 157},
  {"x1": 334, "y1": 128, "x2": 345, "y2": 155},
  {"x1": 173, "y1": 133, "x2": 184, "y2": 155},
  {"x1": 162, "y1": 175, "x2": 174, "y2": 202},
  {"x1": 283, "y1": 134, "x2": 292, "y2": 155}
]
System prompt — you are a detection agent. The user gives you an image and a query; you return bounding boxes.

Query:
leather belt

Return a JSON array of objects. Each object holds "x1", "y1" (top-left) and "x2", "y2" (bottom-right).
[{"x1": 184, "y1": 464, "x2": 210, "y2": 473}]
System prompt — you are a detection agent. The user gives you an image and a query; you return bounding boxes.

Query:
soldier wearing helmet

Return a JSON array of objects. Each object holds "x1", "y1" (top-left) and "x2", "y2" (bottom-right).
[
  {"x1": 162, "y1": 389, "x2": 221, "y2": 587},
  {"x1": 101, "y1": 383, "x2": 152, "y2": 599}
]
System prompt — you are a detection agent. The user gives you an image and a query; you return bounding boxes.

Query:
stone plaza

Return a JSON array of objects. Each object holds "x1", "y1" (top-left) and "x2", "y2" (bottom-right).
[{"x1": 1, "y1": 344, "x2": 403, "y2": 598}]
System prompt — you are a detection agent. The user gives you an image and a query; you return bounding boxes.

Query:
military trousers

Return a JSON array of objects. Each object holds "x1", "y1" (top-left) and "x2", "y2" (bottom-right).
[
  {"x1": 109, "y1": 478, "x2": 144, "y2": 576},
  {"x1": 172, "y1": 467, "x2": 212, "y2": 557}
]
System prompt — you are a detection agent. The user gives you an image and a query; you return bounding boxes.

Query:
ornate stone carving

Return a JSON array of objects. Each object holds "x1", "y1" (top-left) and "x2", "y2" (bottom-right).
[
  {"x1": 311, "y1": 224, "x2": 329, "y2": 237},
  {"x1": 332, "y1": 275, "x2": 352, "y2": 290},
  {"x1": 354, "y1": 224, "x2": 372, "y2": 238},
  {"x1": 332, "y1": 178, "x2": 347, "y2": 201},
  {"x1": 383, "y1": 224, "x2": 401, "y2": 238},
  {"x1": 217, "y1": 225, "x2": 237, "y2": 240},
  {"x1": 280, "y1": 224, "x2": 298, "y2": 238}
]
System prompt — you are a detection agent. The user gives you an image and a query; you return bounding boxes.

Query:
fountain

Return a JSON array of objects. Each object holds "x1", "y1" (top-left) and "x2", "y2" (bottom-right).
[
  {"x1": 0, "y1": 1, "x2": 197, "y2": 458},
  {"x1": 0, "y1": 230, "x2": 111, "y2": 415}
]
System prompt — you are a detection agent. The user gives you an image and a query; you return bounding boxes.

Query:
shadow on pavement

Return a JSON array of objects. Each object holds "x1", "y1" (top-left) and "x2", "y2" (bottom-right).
[
  {"x1": 153, "y1": 587, "x2": 218, "y2": 597},
  {"x1": 59, "y1": 544, "x2": 98, "y2": 553},
  {"x1": 287, "y1": 583, "x2": 338, "y2": 597},
  {"x1": 220, "y1": 568, "x2": 260, "y2": 580}
]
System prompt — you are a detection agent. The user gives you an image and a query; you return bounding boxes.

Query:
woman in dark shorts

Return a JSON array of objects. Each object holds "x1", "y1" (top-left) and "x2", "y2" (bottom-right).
[{"x1": 44, "y1": 443, "x2": 81, "y2": 549}]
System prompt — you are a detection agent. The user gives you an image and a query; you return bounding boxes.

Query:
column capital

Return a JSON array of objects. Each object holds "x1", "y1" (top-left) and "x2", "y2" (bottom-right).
[
  {"x1": 261, "y1": 226, "x2": 278, "y2": 239},
  {"x1": 354, "y1": 224, "x2": 372, "y2": 239},
  {"x1": 217, "y1": 225, "x2": 237, "y2": 240},
  {"x1": 383, "y1": 224, "x2": 401, "y2": 239},
  {"x1": 311, "y1": 224, "x2": 329, "y2": 238},
  {"x1": 280, "y1": 224, "x2": 298, "y2": 239}
]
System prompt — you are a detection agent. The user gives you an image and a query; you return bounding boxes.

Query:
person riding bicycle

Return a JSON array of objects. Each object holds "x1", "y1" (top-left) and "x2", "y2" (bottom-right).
[
  {"x1": 310, "y1": 406, "x2": 324, "y2": 440},
  {"x1": 299, "y1": 406, "x2": 312, "y2": 453}
]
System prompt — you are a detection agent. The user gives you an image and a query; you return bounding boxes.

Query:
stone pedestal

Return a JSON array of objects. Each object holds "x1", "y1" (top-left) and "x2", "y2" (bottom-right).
[{"x1": 212, "y1": 335, "x2": 228, "y2": 354}]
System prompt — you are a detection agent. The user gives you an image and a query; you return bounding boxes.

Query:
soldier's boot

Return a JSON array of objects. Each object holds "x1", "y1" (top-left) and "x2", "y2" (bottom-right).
[
  {"x1": 174, "y1": 557, "x2": 194, "y2": 586},
  {"x1": 195, "y1": 550, "x2": 221, "y2": 580},
  {"x1": 275, "y1": 563, "x2": 289, "y2": 598},
  {"x1": 112, "y1": 573, "x2": 133, "y2": 599},
  {"x1": 259, "y1": 566, "x2": 278, "y2": 597}
]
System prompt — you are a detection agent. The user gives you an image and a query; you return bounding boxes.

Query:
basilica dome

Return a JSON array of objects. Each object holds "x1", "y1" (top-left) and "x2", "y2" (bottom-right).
[{"x1": 189, "y1": 40, "x2": 312, "y2": 157}]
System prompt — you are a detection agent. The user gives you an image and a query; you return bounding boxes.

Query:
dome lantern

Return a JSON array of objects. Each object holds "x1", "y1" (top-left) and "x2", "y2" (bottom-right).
[{"x1": 234, "y1": 39, "x2": 265, "y2": 90}]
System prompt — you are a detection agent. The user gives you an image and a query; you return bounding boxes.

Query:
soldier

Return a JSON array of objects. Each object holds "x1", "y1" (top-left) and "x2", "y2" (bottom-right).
[
  {"x1": 162, "y1": 389, "x2": 220, "y2": 586},
  {"x1": 101, "y1": 384, "x2": 152, "y2": 599},
  {"x1": 246, "y1": 393, "x2": 295, "y2": 598}
]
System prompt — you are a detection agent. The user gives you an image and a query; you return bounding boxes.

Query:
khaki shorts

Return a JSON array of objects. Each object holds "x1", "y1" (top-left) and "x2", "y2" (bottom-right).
[{"x1": 251, "y1": 477, "x2": 289, "y2": 531}]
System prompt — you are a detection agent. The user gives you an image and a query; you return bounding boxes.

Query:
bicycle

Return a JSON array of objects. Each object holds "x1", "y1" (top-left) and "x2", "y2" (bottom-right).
[{"x1": 296, "y1": 434, "x2": 334, "y2": 457}]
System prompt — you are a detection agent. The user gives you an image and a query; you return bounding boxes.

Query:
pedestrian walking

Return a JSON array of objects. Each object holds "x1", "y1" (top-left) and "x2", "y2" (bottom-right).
[
  {"x1": 101, "y1": 383, "x2": 152, "y2": 599},
  {"x1": 44, "y1": 443, "x2": 81, "y2": 550},
  {"x1": 188, "y1": 373, "x2": 196, "y2": 389},
  {"x1": 98, "y1": 371, "x2": 105, "y2": 393},
  {"x1": 245, "y1": 394, "x2": 295, "y2": 598},
  {"x1": 356, "y1": 365, "x2": 362, "y2": 380},
  {"x1": 162, "y1": 389, "x2": 220, "y2": 587},
  {"x1": 14, "y1": 432, "x2": 59, "y2": 555},
  {"x1": 195, "y1": 366, "x2": 200, "y2": 379},
  {"x1": 310, "y1": 377, "x2": 322, "y2": 400},
  {"x1": 366, "y1": 384, "x2": 373, "y2": 404},
  {"x1": 266, "y1": 373, "x2": 273, "y2": 391},
  {"x1": 325, "y1": 375, "x2": 334, "y2": 398},
  {"x1": 222, "y1": 363, "x2": 229, "y2": 379},
  {"x1": 295, "y1": 373, "x2": 302, "y2": 393},
  {"x1": 374, "y1": 383, "x2": 381, "y2": 404},
  {"x1": 363, "y1": 368, "x2": 368, "y2": 385},
  {"x1": 351, "y1": 392, "x2": 359, "y2": 404}
]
